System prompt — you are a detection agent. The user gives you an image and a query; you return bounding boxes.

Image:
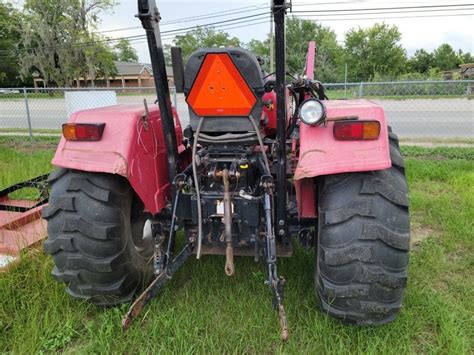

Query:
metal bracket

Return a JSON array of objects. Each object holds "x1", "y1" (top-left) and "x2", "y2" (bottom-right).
[
  {"x1": 122, "y1": 243, "x2": 193, "y2": 330},
  {"x1": 0, "y1": 174, "x2": 49, "y2": 212},
  {"x1": 261, "y1": 177, "x2": 289, "y2": 341}
]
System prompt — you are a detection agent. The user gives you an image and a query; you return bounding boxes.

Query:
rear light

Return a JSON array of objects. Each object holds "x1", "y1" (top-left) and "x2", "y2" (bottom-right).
[
  {"x1": 62, "y1": 123, "x2": 105, "y2": 141},
  {"x1": 333, "y1": 121, "x2": 380, "y2": 140}
]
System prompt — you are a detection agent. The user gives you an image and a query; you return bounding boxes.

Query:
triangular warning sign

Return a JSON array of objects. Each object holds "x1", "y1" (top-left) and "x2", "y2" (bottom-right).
[{"x1": 186, "y1": 53, "x2": 257, "y2": 117}]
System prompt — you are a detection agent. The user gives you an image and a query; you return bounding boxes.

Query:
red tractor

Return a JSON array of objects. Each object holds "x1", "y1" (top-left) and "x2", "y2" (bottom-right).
[{"x1": 43, "y1": 0, "x2": 409, "y2": 340}]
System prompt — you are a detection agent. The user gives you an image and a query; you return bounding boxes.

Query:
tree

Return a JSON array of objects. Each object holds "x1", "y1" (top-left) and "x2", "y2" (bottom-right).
[
  {"x1": 433, "y1": 43, "x2": 461, "y2": 71},
  {"x1": 114, "y1": 39, "x2": 138, "y2": 62},
  {"x1": 245, "y1": 18, "x2": 342, "y2": 82},
  {"x1": 458, "y1": 49, "x2": 474, "y2": 65},
  {"x1": 408, "y1": 49, "x2": 434, "y2": 73},
  {"x1": 286, "y1": 17, "x2": 343, "y2": 82},
  {"x1": 171, "y1": 27, "x2": 241, "y2": 62},
  {"x1": 83, "y1": 41, "x2": 117, "y2": 85},
  {"x1": 247, "y1": 38, "x2": 270, "y2": 58},
  {"x1": 0, "y1": 1, "x2": 22, "y2": 86},
  {"x1": 246, "y1": 37, "x2": 271, "y2": 72},
  {"x1": 344, "y1": 23, "x2": 407, "y2": 81},
  {"x1": 18, "y1": 0, "x2": 117, "y2": 87}
]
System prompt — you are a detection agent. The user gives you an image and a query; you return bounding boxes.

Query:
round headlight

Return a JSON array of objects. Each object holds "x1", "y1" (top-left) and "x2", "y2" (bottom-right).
[{"x1": 299, "y1": 99, "x2": 326, "y2": 126}]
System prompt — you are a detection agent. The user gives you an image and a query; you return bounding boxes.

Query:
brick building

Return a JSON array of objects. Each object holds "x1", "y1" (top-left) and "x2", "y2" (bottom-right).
[{"x1": 33, "y1": 61, "x2": 174, "y2": 88}]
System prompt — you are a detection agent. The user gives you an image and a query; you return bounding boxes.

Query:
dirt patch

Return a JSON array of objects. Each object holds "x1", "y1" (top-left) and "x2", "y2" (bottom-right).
[
  {"x1": 2, "y1": 141, "x2": 57, "y2": 153},
  {"x1": 411, "y1": 224, "x2": 437, "y2": 248}
]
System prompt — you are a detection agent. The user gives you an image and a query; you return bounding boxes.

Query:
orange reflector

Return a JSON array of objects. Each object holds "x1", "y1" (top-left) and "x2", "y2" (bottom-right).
[
  {"x1": 62, "y1": 123, "x2": 105, "y2": 141},
  {"x1": 186, "y1": 53, "x2": 256, "y2": 117},
  {"x1": 333, "y1": 121, "x2": 380, "y2": 140}
]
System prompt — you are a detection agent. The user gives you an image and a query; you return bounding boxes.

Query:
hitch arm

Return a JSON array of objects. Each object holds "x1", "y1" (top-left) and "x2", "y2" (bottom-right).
[
  {"x1": 122, "y1": 243, "x2": 193, "y2": 330},
  {"x1": 262, "y1": 177, "x2": 289, "y2": 341}
]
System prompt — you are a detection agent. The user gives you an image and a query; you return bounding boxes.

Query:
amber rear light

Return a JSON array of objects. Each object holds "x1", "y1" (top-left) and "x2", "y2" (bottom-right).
[
  {"x1": 62, "y1": 123, "x2": 105, "y2": 141},
  {"x1": 333, "y1": 121, "x2": 380, "y2": 140}
]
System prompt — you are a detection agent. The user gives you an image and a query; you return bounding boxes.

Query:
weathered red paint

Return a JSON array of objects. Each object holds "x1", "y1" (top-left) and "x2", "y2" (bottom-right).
[
  {"x1": 295, "y1": 100, "x2": 391, "y2": 180},
  {"x1": 262, "y1": 91, "x2": 277, "y2": 135},
  {"x1": 52, "y1": 104, "x2": 186, "y2": 215},
  {"x1": 305, "y1": 41, "x2": 316, "y2": 80},
  {"x1": 294, "y1": 179, "x2": 316, "y2": 219},
  {"x1": 295, "y1": 100, "x2": 391, "y2": 218},
  {"x1": 0, "y1": 205, "x2": 46, "y2": 260}
]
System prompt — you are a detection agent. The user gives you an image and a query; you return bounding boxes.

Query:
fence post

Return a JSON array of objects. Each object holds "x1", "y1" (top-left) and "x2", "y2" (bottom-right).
[
  {"x1": 358, "y1": 82, "x2": 364, "y2": 98},
  {"x1": 23, "y1": 87, "x2": 33, "y2": 139},
  {"x1": 344, "y1": 62, "x2": 348, "y2": 98}
]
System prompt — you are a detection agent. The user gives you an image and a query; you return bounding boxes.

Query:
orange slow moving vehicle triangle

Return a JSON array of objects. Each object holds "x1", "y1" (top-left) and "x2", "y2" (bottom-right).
[{"x1": 186, "y1": 53, "x2": 257, "y2": 117}]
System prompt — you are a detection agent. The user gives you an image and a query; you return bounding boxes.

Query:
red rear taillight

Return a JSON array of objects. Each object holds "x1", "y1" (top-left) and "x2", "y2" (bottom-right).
[
  {"x1": 62, "y1": 123, "x2": 105, "y2": 141},
  {"x1": 333, "y1": 121, "x2": 380, "y2": 140}
]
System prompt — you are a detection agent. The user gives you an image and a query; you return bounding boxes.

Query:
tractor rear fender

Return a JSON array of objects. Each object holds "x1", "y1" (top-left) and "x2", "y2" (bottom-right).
[
  {"x1": 52, "y1": 104, "x2": 187, "y2": 215},
  {"x1": 295, "y1": 99, "x2": 391, "y2": 219}
]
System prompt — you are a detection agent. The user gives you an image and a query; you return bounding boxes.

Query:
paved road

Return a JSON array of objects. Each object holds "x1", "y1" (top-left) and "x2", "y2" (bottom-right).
[{"x1": 1, "y1": 95, "x2": 472, "y2": 138}]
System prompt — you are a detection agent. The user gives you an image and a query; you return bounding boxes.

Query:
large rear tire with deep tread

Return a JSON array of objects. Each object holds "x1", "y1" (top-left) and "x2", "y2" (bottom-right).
[
  {"x1": 42, "y1": 169, "x2": 153, "y2": 306},
  {"x1": 315, "y1": 127, "x2": 410, "y2": 325}
]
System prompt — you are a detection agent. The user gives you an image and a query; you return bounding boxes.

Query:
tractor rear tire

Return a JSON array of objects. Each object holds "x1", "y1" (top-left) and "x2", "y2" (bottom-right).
[
  {"x1": 42, "y1": 169, "x2": 153, "y2": 306},
  {"x1": 315, "y1": 128, "x2": 410, "y2": 325}
]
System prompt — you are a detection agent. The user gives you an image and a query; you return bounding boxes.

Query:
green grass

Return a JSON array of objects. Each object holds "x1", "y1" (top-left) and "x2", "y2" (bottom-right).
[
  {"x1": 0, "y1": 143, "x2": 473, "y2": 353},
  {"x1": 327, "y1": 91, "x2": 473, "y2": 100},
  {"x1": 0, "y1": 138, "x2": 55, "y2": 188},
  {"x1": 0, "y1": 91, "x2": 158, "y2": 100},
  {"x1": 400, "y1": 137, "x2": 474, "y2": 145},
  {"x1": 0, "y1": 128, "x2": 61, "y2": 135}
]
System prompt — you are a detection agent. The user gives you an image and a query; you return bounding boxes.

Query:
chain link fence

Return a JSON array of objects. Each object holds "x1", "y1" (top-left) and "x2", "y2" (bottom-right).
[{"x1": 0, "y1": 81, "x2": 473, "y2": 139}]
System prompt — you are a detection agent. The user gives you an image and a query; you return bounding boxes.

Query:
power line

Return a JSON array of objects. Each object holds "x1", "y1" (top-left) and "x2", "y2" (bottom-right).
[
  {"x1": 136, "y1": 19, "x2": 272, "y2": 44},
  {"x1": 161, "y1": 3, "x2": 268, "y2": 25},
  {"x1": 293, "y1": 7, "x2": 474, "y2": 17},
  {"x1": 97, "y1": 3, "x2": 269, "y2": 34},
  {"x1": 0, "y1": 12, "x2": 270, "y2": 56},
  {"x1": 115, "y1": 18, "x2": 274, "y2": 44},
  {"x1": 293, "y1": 12, "x2": 474, "y2": 22},
  {"x1": 292, "y1": 3, "x2": 474, "y2": 12}
]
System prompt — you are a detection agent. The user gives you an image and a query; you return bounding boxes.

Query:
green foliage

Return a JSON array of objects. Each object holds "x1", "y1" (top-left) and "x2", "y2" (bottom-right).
[
  {"x1": 0, "y1": 1, "x2": 22, "y2": 86},
  {"x1": 114, "y1": 38, "x2": 139, "y2": 62},
  {"x1": 247, "y1": 38, "x2": 270, "y2": 59},
  {"x1": 38, "y1": 321, "x2": 76, "y2": 353},
  {"x1": 246, "y1": 38, "x2": 271, "y2": 72},
  {"x1": 83, "y1": 40, "x2": 117, "y2": 84},
  {"x1": 408, "y1": 49, "x2": 434, "y2": 74},
  {"x1": 286, "y1": 17, "x2": 342, "y2": 82},
  {"x1": 458, "y1": 49, "x2": 474, "y2": 65},
  {"x1": 18, "y1": 0, "x2": 117, "y2": 87},
  {"x1": 433, "y1": 43, "x2": 461, "y2": 71},
  {"x1": 344, "y1": 22, "x2": 407, "y2": 81},
  {"x1": 172, "y1": 27, "x2": 241, "y2": 62}
]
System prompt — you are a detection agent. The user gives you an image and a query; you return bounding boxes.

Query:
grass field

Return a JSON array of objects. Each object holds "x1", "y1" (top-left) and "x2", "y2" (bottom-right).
[{"x1": 0, "y1": 139, "x2": 473, "y2": 354}]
